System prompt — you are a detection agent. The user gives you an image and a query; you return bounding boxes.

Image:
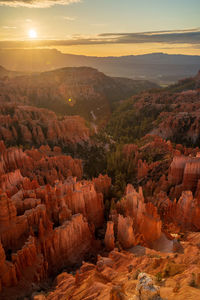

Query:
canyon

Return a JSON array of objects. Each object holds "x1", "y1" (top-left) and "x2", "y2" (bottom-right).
[
  {"x1": 0, "y1": 68, "x2": 200, "y2": 299},
  {"x1": 1, "y1": 133, "x2": 200, "y2": 299}
]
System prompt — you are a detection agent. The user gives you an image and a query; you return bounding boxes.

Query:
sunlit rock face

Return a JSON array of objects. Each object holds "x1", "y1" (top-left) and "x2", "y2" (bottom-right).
[
  {"x1": 34, "y1": 232, "x2": 200, "y2": 300},
  {"x1": 0, "y1": 182, "x2": 99, "y2": 294},
  {"x1": 117, "y1": 214, "x2": 135, "y2": 249},
  {"x1": 1, "y1": 135, "x2": 200, "y2": 298},
  {"x1": 114, "y1": 184, "x2": 162, "y2": 247},
  {"x1": 160, "y1": 190, "x2": 200, "y2": 231},
  {"x1": 165, "y1": 155, "x2": 200, "y2": 230},
  {"x1": 168, "y1": 155, "x2": 200, "y2": 193},
  {"x1": 0, "y1": 141, "x2": 110, "y2": 297},
  {"x1": 104, "y1": 221, "x2": 115, "y2": 251}
]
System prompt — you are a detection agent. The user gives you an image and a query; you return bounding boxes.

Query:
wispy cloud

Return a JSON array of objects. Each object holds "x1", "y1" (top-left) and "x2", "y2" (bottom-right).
[
  {"x1": 63, "y1": 16, "x2": 76, "y2": 21},
  {"x1": 98, "y1": 29, "x2": 200, "y2": 44},
  {"x1": 55, "y1": 15, "x2": 76, "y2": 21},
  {"x1": 92, "y1": 23, "x2": 107, "y2": 27},
  {"x1": 2, "y1": 25, "x2": 17, "y2": 29},
  {"x1": 0, "y1": 28, "x2": 200, "y2": 47},
  {"x1": 0, "y1": 0, "x2": 81, "y2": 8}
]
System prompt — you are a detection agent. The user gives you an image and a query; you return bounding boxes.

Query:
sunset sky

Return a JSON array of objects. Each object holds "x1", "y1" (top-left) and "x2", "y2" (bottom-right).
[{"x1": 0, "y1": 0, "x2": 200, "y2": 56}]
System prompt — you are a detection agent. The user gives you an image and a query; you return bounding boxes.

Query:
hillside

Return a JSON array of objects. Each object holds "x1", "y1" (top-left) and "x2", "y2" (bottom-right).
[
  {"x1": 0, "y1": 65, "x2": 25, "y2": 79},
  {"x1": 106, "y1": 70, "x2": 200, "y2": 146},
  {"x1": 0, "y1": 66, "x2": 158, "y2": 125}
]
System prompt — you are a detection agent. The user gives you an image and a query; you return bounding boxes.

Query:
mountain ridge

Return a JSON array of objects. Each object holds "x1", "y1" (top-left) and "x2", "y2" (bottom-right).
[{"x1": 1, "y1": 49, "x2": 200, "y2": 84}]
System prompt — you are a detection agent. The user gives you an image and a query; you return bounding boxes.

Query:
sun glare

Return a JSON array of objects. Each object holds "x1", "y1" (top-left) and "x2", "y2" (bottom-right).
[{"x1": 28, "y1": 29, "x2": 37, "y2": 39}]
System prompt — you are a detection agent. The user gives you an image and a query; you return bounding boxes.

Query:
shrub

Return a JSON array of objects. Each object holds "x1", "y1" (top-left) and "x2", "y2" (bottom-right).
[{"x1": 155, "y1": 272, "x2": 162, "y2": 283}]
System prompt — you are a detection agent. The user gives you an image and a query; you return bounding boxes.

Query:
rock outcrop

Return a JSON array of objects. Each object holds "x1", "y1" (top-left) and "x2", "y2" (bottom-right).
[
  {"x1": 34, "y1": 232, "x2": 200, "y2": 300},
  {"x1": 0, "y1": 104, "x2": 90, "y2": 148},
  {"x1": 0, "y1": 141, "x2": 83, "y2": 191},
  {"x1": 41, "y1": 214, "x2": 93, "y2": 273},
  {"x1": 117, "y1": 215, "x2": 135, "y2": 249},
  {"x1": 92, "y1": 174, "x2": 111, "y2": 196},
  {"x1": 0, "y1": 191, "x2": 16, "y2": 226},
  {"x1": 136, "y1": 273, "x2": 162, "y2": 300},
  {"x1": 115, "y1": 185, "x2": 162, "y2": 246},
  {"x1": 104, "y1": 221, "x2": 115, "y2": 251},
  {"x1": 161, "y1": 190, "x2": 200, "y2": 231},
  {"x1": 34, "y1": 177, "x2": 104, "y2": 228},
  {"x1": 168, "y1": 155, "x2": 200, "y2": 199}
]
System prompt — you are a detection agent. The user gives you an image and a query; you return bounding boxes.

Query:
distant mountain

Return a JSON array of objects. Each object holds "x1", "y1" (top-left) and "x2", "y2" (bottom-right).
[
  {"x1": 0, "y1": 66, "x2": 158, "y2": 125},
  {"x1": 1, "y1": 49, "x2": 200, "y2": 84}
]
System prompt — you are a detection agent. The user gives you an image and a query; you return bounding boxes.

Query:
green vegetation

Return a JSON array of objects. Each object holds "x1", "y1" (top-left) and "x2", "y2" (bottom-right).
[
  {"x1": 165, "y1": 78, "x2": 197, "y2": 93},
  {"x1": 133, "y1": 269, "x2": 141, "y2": 280},
  {"x1": 62, "y1": 133, "x2": 137, "y2": 200},
  {"x1": 189, "y1": 273, "x2": 197, "y2": 288},
  {"x1": 106, "y1": 99, "x2": 162, "y2": 144},
  {"x1": 106, "y1": 144, "x2": 136, "y2": 198},
  {"x1": 63, "y1": 141, "x2": 107, "y2": 179},
  {"x1": 188, "y1": 273, "x2": 200, "y2": 288},
  {"x1": 155, "y1": 272, "x2": 163, "y2": 283}
]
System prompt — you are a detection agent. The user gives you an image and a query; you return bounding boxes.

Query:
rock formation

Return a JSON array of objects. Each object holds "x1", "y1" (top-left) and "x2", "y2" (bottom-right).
[
  {"x1": 160, "y1": 190, "x2": 200, "y2": 231},
  {"x1": 0, "y1": 191, "x2": 16, "y2": 226},
  {"x1": 33, "y1": 232, "x2": 200, "y2": 300},
  {"x1": 0, "y1": 141, "x2": 83, "y2": 191},
  {"x1": 0, "y1": 141, "x2": 110, "y2": 297},
  {"x1": 40, "y1": 214, "x2": 94, "y2": 273},
  {"x1": 168, "y1": 155, "x2": 200, "y2": 199},
  {"x1": 115, "y1": 184, "x2": 162, "y2": 246},
  {"x1": 0, "y1": 104, "x2": 90, "y2": 148},
  {"x1": 92, "y1": 174, "x2": 111, "y2": 196},
  {"x1": 136, "y1": 273, "x2": 162, "y2": 300},
  {"x1": 117, "y1": 215, "x2": 135, "y2": 249},
  {"x1": 104, "y1": 221, "x2": 115, "y2": 251}
]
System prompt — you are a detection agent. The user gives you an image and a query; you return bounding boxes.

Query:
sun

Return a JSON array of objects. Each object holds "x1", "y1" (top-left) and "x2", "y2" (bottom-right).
[{"x1": 28, "y1": 29, "x2": 37, "y2": 39}]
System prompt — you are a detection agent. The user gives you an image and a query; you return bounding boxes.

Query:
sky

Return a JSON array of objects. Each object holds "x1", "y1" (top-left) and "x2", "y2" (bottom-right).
[{"x1": 0, "y1": 0, "x2": 200, "y2": 56}]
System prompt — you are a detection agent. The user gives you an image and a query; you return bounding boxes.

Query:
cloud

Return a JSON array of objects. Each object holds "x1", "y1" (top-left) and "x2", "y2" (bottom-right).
[
  {"x1": 98, "y1": 29, "x2": 200, "y2": 44},
  {"x1": 0, "y1": 0, "x2": 81, "y2": 8},
  {"x1": 63, "y1": 16, "x2": 76, "y2": 21},
  {"x1": 0, "y1": 28, "x2": 200, "y2": 48},
  {"x1": 2, "y1": 25, "x2": 17, "y2": 29},
  {"x1": 54, "y1": 15, "x2": 76, "y2": 21},
  {"x1": 92, "y1": 23, "x2": 107, "y2": 27}
]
